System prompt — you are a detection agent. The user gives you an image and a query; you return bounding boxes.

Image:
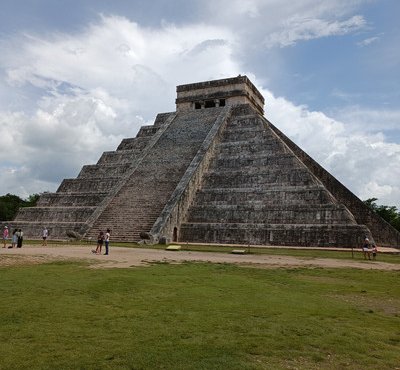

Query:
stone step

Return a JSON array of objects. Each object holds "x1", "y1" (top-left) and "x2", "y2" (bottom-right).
[
  {"x1": 228, "y1": 116, "x2": 261, "y2": 128},
  {"x1": 57, "y1": 177, "x2": 121, "y2": 193},
  {"x1": 186, "y1": 204, "x2": 354, "y2": 224},
  {"x1": 78, "y1": 164, "x2": 131, "y2": 179},
  {"x1": 97, "y1": 149, "x2": 142, "y2": 165},
  {"x1": 179, "y1": 222, "x2": 370, "y2": 248},
  {"x1": 203, "y1": 168, "x2": 315, "y2": 187},
  {"x1": 37, "y1": 192, "x2": 108, "y2": 207},
  {"x1": 216, "y1": 139, "x2": 286, "y2": 154},
  {"x1": 86, "y1": 224, "x2": 156, "y2": 241},
  {"x1": 225, "y1": 125, "x2": 264, "y2": 132},
  {"x1": 15, "y1": 206, "x2": 97, "y2": 223},
  {"x1": 117, "y1": 136, "x2": 151, "y2": 151},
  {"x1": 209, "y1": 152, "x2": 298, "y2": 169},
  {"x1": 194, "y1": 186, "x2": 333, "y2": 205},
  {"x1": 153, "y1": 112, "x2": 175, "y2": 127},
  {"x1": 92, "y1": 215, "x2": 160, "y2": 223},
  {"x1": 208, "y1": 160, "x2": 303, "y2": 174},
  {"x1": 136, "y1": 125, "x2": 160, "y2": 138},
  {"x1": 221, "y1": 129, "x2": 279, "y2": 142},
  {"x1": 230, "y1": 105, "x2": 258, "y2": 117}
]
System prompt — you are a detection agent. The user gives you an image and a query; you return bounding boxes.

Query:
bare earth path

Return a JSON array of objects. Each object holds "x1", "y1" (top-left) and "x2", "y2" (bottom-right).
[{"x1": 1, "y1": 245, "x2": 399, "y2": 270}]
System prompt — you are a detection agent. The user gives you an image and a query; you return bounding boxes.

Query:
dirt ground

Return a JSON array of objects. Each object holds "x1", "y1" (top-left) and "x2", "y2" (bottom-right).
[{"x1": 1, "y1": 244, "x2": 399, "y2": 270}]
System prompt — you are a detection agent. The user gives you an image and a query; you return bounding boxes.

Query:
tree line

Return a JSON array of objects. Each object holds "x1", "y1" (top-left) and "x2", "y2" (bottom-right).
[
  {"x1": 0, "y1": 193, "x2": 40, "y2": 221},
  {"x1": 0, "y1": 193, "x2": 399, "y2": 232},
  {"x1": 363, "y1": 198, "x2": 400, "y2": 232}
]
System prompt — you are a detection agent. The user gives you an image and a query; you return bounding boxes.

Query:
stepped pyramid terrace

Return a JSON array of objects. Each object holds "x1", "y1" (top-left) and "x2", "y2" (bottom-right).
[{"x1": 3, "y1": 76, "x2": 400, "y2": 248}]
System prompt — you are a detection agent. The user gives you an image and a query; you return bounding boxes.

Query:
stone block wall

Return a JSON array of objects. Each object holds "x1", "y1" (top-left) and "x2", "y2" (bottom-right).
[
  {"x1": 180, "y1": 223, "x2": 370, "y2": 247},
  {"x1": 178, "y1": 104, "x2": 373, "y2": 247},
  {"x1": 269, "y1": 121, "x2": 400, "y2": 247},
  {"x1": 176, "y1": 76, "x2": 264, "y2": 115}
]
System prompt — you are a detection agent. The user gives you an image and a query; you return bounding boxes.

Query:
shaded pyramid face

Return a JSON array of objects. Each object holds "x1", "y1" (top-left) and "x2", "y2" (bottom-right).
[
  {"x1": 4, "y1": 76, "x2": 399, "y2": 248},
  {"x1": 179, "y1": 105, "x2": 370, "y2": 247}
]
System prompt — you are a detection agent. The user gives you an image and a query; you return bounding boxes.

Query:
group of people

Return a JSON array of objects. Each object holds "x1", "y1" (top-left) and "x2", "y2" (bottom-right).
[
  {"x1": 2, "y1": 226, "x2": 24, "y2": 248},
  {"x1": 92, "y1": 229, "x2": 111, "y2": 255},
  {"x1": 2, "y1": 226, "x2": 49, "y2": 248},
  {"x1": 362, "y1": 237, "x2": 378, "y2": 260},
  {"x1": 3, "y1": 225, "x2": 111, "y2": 254}
]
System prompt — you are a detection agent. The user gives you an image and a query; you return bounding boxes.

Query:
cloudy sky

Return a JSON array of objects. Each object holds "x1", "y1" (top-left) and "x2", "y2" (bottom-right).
[{"x1": 0, "y1": 0, "x2": 399, "y2": 208}]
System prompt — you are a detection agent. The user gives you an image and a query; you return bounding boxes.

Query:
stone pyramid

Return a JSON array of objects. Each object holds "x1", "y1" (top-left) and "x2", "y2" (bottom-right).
[{"x1": 5, "y1": 76, "x2": 400, "y2": 248}]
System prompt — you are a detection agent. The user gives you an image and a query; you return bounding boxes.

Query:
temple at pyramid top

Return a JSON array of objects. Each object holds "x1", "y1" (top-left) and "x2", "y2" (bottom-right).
[
  {"x1": 176, "y1": 76, "x2": 265, "y2": 115},
  {"x1": 3, "y1": 75, "x2": 399, "y2": 249}
]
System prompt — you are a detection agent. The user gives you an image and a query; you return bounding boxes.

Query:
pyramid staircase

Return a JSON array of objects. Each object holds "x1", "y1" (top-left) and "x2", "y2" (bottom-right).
[
  {"x1": 9, "y1": 112, "x2": 174, "y2": 238},
  {"x1": 86, "y1": 108, "x2": 228, "y2": 241}
]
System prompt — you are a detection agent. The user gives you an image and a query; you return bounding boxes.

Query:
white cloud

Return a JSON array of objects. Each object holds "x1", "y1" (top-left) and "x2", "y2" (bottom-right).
[
  {"x1": 357, "y1": 36, "x2": 380, "y2": 47},
  {"x1": 0, "y1": 15, "x2": 239, "y2": 197},
  {"x1": 262, "y1": 88, "x2": 400, "y2": 207},
  {"x1": 2, "y1": 15, "x2": 237, "y2": 116},
  {"x1": 264, "y1": 15, "x2": 366, "y2": 48},
  {"x1": 0, "y1": 11, "x2": 399, "y2": 210},
  {"x1": 200, "y1": 0, "x2": 368, "y2": 47},
  {"x1": 334, "y1": 106, "x2": 400, "y2": 134}
]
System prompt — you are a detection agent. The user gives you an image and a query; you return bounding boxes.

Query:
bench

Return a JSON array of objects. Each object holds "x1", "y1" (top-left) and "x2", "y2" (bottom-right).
[
  {"x1": 166, "y1": 245, "x2": 182, "y2": 251},
  {"x1": 231, "y1": 249, "x2": 246, "y2": 255}
]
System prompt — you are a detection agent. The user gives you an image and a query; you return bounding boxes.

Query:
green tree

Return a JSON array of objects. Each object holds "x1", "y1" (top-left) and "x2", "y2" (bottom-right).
[
  {"x1": 363, "y1": 198, "x2": 400, "y2": 232},
  {"x1": 25, "y1": 193, "x2": 40, "y2": 207},
  {"x1": 0, "y1": 193, "x2": 41, "y2": 221}
]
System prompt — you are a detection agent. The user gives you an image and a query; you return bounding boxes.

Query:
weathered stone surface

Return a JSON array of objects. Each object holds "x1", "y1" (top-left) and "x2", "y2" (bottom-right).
[
  {"x1": 78, "y1": 164, "x2": 131, "y2": 179},
  {"x1": 4, "y1": 76, "x2": 399, "y2": 248},
  {"x1": 176, "y1": 76, "x2": 264, "y2": 115},
  {"x1": 86, "y1": 108, "x2": 227, "y2": 241},
  {"x1": 66, "y1": 230, "x2": 82, "y2": 240},
  {"x1": 179, "y1": 223, "x2": 370, "y2": 248}
]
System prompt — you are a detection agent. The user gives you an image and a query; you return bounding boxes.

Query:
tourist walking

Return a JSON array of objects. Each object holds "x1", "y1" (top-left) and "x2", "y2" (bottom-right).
[
  {"x1": 16, "y1": 229, "x2": 23, "y2": 248},
  {"x1": 42, "y1": 227, "x2": 49, "y2": 246},
  {"x1": 94, "y1": 231, "x2": 104, "y2": 254},
  {"x1": 104, "y1": 229, "x2": 111, "y2": 255},
  {"x1": 2, "y1": 226, "x2": 9, "y2": 248}
]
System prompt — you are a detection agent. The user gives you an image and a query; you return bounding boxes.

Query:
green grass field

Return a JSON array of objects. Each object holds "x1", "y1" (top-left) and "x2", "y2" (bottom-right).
[{"x1": 0, "y1": 259, "x2": 399, "y2": 369}]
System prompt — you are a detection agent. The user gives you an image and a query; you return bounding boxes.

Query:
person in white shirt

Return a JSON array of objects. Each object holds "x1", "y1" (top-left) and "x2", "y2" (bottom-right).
[
  {"x1": 42, "y1": 227, "x2": 49, "y2": 246},
  {"x1": 104, "y1": 229, "x2": 111, "y2": 255}
]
